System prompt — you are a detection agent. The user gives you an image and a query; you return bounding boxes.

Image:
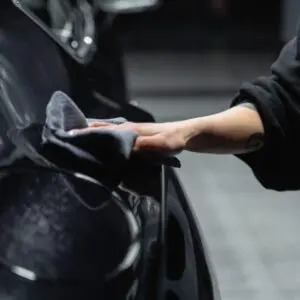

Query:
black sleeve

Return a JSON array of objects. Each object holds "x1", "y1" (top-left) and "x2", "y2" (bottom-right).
[{"x1": 230, "y1": 26, "x2": 300, "y2": 191}]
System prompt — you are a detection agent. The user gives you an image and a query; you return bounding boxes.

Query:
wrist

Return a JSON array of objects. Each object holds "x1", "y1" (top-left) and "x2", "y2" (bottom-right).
[{"x1": 176, "y1": 117, "x2": 208, "y2": 146}]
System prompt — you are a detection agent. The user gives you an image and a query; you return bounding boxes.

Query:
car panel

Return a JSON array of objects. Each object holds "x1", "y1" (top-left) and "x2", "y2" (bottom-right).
[
  {"x1": 0, "y1": 2, "x2": 219, "y2": 300},
  {"x1": 167, "y1": 168, "x2": 221, "y2": 300}
]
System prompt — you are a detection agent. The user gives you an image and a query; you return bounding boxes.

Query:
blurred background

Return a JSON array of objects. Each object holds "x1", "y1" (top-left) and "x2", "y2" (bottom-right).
[{"x1": 116, "y1": 1, "x2": 300, "y2": 300}]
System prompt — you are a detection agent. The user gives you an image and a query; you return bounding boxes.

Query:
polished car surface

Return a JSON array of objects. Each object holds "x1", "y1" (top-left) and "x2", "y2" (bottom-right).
[{"x1": 0, "y1": 2, "x2": 220, "y2": 299}]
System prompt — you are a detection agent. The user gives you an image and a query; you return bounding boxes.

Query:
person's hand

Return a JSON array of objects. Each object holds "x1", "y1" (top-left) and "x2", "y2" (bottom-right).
[{"x1": 87, "y1": 121, "x2": 190, "y2": 156}]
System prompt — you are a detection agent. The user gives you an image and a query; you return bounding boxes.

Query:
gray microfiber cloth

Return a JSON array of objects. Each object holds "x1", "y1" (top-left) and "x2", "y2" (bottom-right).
[
  {"x1": 42, "y1": 91, "x2": 137, "y2": 177},
  {"x1": 10, "y1": 91, "x2": 180, "y2": 185}
]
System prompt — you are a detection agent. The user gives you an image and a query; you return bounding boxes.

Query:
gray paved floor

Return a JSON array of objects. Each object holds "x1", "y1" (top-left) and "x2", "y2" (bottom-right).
[
  {"x1": 124, "y1": 51, "x2": 278, "y2": 97},
  {"x1": 126, "y1": 52, "x2": 300, "y2": 300},
  {"x1": 138, "y1": 96, "x2": 300, "y2": 300}
]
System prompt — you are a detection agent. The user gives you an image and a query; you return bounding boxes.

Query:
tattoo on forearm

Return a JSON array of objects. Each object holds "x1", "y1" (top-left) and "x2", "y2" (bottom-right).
[
  {"x1": 237, "y1": 102, "x2": 264, "y2": 152},
  {"x1": 245, "y1": 133, "x2": 265, "y2": 151}
]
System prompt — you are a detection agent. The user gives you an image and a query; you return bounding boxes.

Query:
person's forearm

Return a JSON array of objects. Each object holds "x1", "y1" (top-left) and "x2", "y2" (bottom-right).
[{"x1": 179, "y1": 106, "x2": 265, "y2": 154}]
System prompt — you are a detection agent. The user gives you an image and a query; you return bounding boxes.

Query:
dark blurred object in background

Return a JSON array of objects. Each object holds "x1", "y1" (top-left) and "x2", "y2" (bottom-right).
[
  {"x1": 209, "y1": 0, "x2": 229, "y2": 19},
  {"x1": 116, "y1": 0, "x2": 282, "y2": 52}
]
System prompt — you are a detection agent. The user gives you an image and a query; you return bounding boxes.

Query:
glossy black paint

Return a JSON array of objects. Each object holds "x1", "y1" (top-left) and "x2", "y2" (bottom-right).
[{"x1": 0, "y1": 2, "x2": 220, "y2": 299}]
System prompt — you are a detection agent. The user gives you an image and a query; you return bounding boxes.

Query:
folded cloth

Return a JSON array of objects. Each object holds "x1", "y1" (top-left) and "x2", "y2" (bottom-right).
[{"x1": 9, "y1": 91, "x2": 180, "y2": 185}]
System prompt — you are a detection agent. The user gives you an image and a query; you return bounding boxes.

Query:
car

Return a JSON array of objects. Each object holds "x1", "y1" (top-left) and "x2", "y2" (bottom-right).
[{"x1": 0, "y1": 1, "x2": 220, "y2": 299}]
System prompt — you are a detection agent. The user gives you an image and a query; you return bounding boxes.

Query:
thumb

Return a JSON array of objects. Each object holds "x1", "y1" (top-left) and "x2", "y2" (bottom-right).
[
  {"x1": 134, "y1": 135, "x2": 169, "y2": 152},
  {"x1": 88, "y1": 122, "x2": 115, "y2": 128}
]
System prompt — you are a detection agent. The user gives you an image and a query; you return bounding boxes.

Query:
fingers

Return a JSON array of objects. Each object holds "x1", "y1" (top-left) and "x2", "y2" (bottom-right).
[
  {"x1": 69, "y1": 122, "x2": 140, "y2": 137},
  {"x1": 87, "y1": 121, "x2": 167, "y2": 138},
  {"x1": 70, "y1": 122, "x2": 168, "y2": 149},
  {"x1": 88, "y1": 122, "x2": 137, "y2": 132}
]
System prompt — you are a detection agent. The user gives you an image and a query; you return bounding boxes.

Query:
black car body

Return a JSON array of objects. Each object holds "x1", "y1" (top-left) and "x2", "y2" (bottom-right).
[{"x1": 0, "y1": 1, "x2": 220, "y2": 299}]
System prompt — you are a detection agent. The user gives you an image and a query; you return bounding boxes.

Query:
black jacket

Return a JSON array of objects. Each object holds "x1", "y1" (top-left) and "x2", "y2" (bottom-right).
[{"x1": 231, "y1": 24, "x2": 300, "y2": 191}]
